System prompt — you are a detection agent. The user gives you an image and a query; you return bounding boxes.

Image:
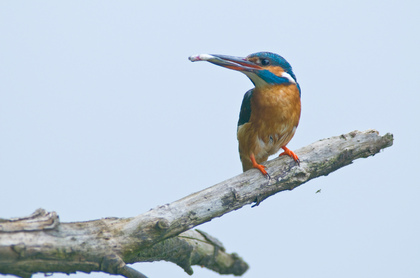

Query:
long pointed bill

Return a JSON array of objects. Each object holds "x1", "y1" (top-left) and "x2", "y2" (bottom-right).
[{"x1": 189, "y1": 54, "x2": 262, "y2": 72}]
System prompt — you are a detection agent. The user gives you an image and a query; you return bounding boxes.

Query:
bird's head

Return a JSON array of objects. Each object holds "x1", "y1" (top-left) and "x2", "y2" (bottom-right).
[{"x1": 189, "y1": 51, "x2": 299, "y2": 93}]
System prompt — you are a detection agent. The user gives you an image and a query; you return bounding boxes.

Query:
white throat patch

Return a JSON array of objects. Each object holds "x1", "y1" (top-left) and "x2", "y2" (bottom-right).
[{"x1": 281, "y1": 72, "x2": 296, "y2": 84}]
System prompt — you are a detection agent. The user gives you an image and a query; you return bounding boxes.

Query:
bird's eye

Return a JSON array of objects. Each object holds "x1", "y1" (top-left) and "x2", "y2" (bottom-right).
[{"x1": 260, "y1": 58, "x2": 270, "y2": 66}]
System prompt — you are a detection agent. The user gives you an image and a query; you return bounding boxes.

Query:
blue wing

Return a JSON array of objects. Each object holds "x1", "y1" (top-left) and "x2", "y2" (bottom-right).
[{"x1": 237, "y1": 89, "x2": 253, "y2": 127}]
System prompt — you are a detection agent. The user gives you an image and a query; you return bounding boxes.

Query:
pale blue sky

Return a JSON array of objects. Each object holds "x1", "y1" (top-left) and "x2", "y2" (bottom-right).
[{"x1": 1, "y1": 1, "x2": 419, "y2": 277}]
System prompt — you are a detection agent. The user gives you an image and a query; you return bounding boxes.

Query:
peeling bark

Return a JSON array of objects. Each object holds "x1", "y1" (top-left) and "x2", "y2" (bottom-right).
[{"x1": 0, "y1": 130, "x2": 393, "y2": 278}]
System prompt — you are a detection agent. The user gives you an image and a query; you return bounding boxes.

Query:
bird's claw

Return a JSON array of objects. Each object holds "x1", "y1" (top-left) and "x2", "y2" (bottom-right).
[
  {"x1": 279, "y1": 147, "x2": 300, "y2": 166},
  {"x1": 254, "y1": 164, "x2": 270, "y2": 179},
  {"x1": 250, "y1": 154, "x2": 270, "y2": 178}
]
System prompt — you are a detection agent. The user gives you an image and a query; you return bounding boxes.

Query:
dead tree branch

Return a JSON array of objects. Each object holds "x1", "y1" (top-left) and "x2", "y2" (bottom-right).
[{"x1": 0, "y1": 129, "x2": 393, "y2": 278}]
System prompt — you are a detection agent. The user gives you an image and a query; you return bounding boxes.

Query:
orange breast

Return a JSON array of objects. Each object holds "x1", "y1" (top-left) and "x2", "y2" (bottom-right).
[{"x1": 237, "y1": 84, "x2": 301, "y2": 170}]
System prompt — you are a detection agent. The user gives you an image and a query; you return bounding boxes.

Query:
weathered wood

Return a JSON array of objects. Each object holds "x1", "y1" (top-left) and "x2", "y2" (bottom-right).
[
  {"x1": 0, "y1": 211, "x2": 247, "y2": 278},
  {"x1": 0, "y1": 129, "x2": 393, "y2": 278}
]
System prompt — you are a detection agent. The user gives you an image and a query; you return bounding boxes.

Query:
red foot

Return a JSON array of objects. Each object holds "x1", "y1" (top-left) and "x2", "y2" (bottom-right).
[
  {"x1": 250, "y1": 154, "x2": 270, "y2": 178},
  {"x1": 279, "y1": 146, "x2": 300, "y2": 165}
]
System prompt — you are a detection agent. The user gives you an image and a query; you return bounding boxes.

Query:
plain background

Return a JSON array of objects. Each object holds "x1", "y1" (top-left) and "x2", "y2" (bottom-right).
[{"x1": 1, "y1": 1, "x2": 419, "y2": 277}]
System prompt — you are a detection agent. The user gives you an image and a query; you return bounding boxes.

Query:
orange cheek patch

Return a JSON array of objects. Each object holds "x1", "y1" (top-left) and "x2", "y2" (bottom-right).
[{"x1": 265, "y1": 66, "x2": 284, "y2": 77}]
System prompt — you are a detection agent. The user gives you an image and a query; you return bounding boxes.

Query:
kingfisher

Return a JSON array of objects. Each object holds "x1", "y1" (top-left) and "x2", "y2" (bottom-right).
[{"x1": 189, "y1": 52, "x2": 301, "y2": 177}]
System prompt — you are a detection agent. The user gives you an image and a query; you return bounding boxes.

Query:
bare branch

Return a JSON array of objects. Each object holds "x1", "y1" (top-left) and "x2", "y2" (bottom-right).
[{"x1": 0, "y1": 129, "x2": 393, "y2": 278}]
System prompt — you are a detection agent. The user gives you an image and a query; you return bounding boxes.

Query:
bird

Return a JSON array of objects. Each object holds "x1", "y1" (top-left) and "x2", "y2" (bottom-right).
[{"x1": 189, "y1": 52, "x2": 301, "y2": 177}]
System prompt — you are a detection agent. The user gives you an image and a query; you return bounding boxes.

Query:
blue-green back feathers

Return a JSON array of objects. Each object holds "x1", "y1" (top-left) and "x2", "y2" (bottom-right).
[{"x1": 238, "y1": 89, "x2": 253, "y2": 127}]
